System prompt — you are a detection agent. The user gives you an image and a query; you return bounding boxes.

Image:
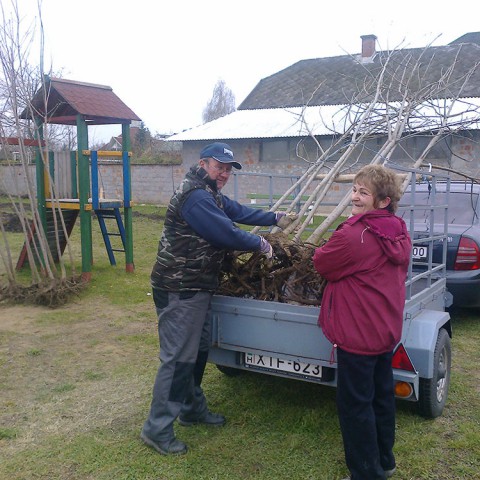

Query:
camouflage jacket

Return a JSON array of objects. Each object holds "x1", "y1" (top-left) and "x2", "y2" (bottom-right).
[{"x1": 150, "y1": 164, "x2": 226, "y2": 292}]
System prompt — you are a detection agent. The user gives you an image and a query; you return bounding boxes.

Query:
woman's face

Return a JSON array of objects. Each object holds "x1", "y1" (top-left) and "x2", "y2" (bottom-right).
[
  {"x1": 351, "y1": 182, "x2": 377, "y2": 215},
  {"x1": 351, "y1": 181, "x2": 391, "y2": 215}
]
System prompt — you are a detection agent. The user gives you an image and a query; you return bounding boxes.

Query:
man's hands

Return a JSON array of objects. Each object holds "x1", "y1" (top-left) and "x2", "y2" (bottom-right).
[
  {"x1": 259, "y1": 236, "x2": 273, "y2": 259},
  {"x1": 275, "y1": 211, "x2": 298, "y2": 229},
  {"x1": 259, "y1": 212, "x2": 299, "y2": 260}
]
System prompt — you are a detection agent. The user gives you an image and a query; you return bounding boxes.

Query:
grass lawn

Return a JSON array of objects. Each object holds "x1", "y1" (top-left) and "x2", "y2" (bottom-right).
[{"x1": 0, "y1": 204, "x2": 479, "y2": 479}]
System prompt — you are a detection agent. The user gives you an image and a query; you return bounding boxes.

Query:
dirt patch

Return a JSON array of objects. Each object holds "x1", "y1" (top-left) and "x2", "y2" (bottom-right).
[
  {"x1": 0, "y1": 298, "x2": 156, "y2": 452},
  {"x1": 131, "y1": 210, "x2": 165, "y2": 221},
  {"x1": 0, "y1": 212, "x2": 23, "y2": 232},
  {"x1": 0, "y1": 304, "x2": 48, "y2": 333}
]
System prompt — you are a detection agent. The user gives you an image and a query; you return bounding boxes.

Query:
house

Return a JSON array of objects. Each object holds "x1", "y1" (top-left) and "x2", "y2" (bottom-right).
[
  {"x1": 101, "y1": 127, "x2": 182, "y2": 159},
  {"x1": 101, "y1": 126, "x2": 141, "y2": 151},
  {"x1": 170, "y1": 33, "x2": 480, "y2": 185}
]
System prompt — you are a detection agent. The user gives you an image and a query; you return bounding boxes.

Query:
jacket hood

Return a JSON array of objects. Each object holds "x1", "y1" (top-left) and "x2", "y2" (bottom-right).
[{"x1": 348, "y1": 210, "x2": 411, "y2": 266}]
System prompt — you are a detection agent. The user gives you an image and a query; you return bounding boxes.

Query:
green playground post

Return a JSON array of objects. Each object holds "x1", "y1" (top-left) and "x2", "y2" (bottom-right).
[
  {"x1": 122, "y1": 123, "x2": 134, "y2": 272},
  {"x1": 70, "y1": 151, "x2": 78, "y2": 198},
  {"x1": 76, "y1": 115, "x2": 92, "y2": 281}
]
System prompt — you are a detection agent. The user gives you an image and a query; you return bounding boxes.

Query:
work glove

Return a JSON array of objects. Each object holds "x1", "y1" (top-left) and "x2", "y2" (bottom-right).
[
  {"x1": 259, "y1": 236, "x2": 273, "y2": 259},
  {"x1": 275, "y1": 211, "x2": 299, "y2": 229}
]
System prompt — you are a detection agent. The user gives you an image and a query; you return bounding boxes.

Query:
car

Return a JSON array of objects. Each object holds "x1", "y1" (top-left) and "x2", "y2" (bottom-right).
[{"x1": 399, "y1": 180, "x2": 480, "y2": 308}]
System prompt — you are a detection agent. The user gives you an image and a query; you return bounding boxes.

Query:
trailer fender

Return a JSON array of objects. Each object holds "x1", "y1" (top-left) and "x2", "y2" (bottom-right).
[{"x1": 402, "y1": 309, "x2": 451, "y2": 379}]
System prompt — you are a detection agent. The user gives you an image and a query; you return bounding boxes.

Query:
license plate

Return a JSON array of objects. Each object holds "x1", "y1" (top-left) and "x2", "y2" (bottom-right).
[
  {"x1": 412, "y1": 245, "x2": 428, "y2": 260},
  {"x1": 245, "y1": 352, "x2": 322, "y2": 379}
]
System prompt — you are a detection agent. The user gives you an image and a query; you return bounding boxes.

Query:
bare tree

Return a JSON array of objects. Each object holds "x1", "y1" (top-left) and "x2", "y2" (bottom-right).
[
  {"x1": 202, "y1": 79, "x2": 236, "y2": 123},
  {"x1": 0, "y1": 0, "x2": 82, "y2": 305},
  {"x1": 248, "y1": 45, "x2": 480, "y2": 245},
  {"x1": 224, "y1": 45, "x2": 480, "y2": 303},
  {"x1": 0, "y1": 2, "x2": 72, "y2": 150}
]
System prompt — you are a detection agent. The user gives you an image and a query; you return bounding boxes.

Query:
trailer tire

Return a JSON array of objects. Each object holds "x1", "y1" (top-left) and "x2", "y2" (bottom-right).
[
  {"x1": 216, "y1": 364, "x2": 243, "y2": 377},
  {"x1": 418, "y1": 328, "x2": 451, "y2": 418}
]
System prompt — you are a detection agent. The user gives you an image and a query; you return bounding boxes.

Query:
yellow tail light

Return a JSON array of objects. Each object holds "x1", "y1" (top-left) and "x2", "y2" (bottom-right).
[{"x1": 394, "y1": 381, "x2": 413, "y2": 398}]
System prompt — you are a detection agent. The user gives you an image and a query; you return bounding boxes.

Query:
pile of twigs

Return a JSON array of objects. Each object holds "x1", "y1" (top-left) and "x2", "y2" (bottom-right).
[{"x1": 218, "y1": 232, "x2": 326, "y2": 305}]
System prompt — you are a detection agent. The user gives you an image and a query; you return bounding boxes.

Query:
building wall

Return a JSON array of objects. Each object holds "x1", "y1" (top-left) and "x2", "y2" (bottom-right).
[{"x1": 1, "y1": 132, "x2": 479, "y2": 206}]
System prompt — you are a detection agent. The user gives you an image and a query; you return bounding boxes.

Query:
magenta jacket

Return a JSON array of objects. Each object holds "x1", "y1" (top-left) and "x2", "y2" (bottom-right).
[{"x1": 313, "y1": 209, "x2": 412, "y2": 356}]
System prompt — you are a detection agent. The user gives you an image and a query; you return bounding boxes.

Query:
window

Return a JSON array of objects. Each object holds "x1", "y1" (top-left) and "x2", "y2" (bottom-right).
[
  {"x1": 260, "y1": 138, "x2": 323, "y2": 163},
  {"x1": 261, "y1": 140, "x2": 289, "y2": 162}
]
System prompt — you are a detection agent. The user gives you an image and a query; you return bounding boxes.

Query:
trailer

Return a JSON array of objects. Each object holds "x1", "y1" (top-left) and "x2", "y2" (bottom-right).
[{"x1": 207, "y1": 165, "x2": 453, "y2": 418}]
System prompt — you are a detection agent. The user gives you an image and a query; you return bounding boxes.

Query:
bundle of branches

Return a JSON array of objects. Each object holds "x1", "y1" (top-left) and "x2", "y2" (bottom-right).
[
  {"x1": 218, "y1": 231, "x2": 326, "y2": 306},
  {"x1": 220, "y1": 46, "x2": 480, "y2": 307},
  {"x1": 0, "y1": 9, "x2": 84, "y2": 308}
]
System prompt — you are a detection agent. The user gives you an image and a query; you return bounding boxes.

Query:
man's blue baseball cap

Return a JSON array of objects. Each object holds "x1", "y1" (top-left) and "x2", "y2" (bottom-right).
[{"x1": 200, "y1": 142, "x2": 242, "y2": 169}]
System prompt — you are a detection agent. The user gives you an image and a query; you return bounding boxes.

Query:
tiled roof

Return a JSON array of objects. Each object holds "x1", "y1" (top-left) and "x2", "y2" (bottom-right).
[
  {"x1": 449, "y1": 32, "x2": 480, "y2": 45},
  {"x1": 170, "y1": 33, "x2": 480, "y2": 143},
  {"x1": 239, "y1": 34, "x2": 480, "y2": 110},
  {"x1": 22, "y1": 77, "x2": 141, "y2": 125}
]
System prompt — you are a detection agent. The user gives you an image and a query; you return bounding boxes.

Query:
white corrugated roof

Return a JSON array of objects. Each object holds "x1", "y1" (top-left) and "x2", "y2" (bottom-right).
[
  {"x1": 169, "y1": 100, "x2": 480, "y2": 141},
  {"x1": 169, "y1": 106, "x2": 344, "y2": 141}
]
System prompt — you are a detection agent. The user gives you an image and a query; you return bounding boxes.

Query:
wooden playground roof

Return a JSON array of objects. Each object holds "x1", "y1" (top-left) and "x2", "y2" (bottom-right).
[
  {"x1": 21, "y1": 77, "x2": 141, "y2": 126},
  {"x1": 1, "y1": 137, "x2": 45, "y2": 146}
]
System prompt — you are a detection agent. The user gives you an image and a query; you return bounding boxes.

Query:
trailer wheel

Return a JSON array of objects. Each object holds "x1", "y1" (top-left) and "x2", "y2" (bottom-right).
[
  {"x1": 418, "y1": 328, "x2": 451, "y2": 418},
  {"x1": 216, "y1": 364, "x2": 243, "y2": 377}
]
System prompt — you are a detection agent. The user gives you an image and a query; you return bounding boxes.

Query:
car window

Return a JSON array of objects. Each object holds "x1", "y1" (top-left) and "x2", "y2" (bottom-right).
[{"x1": 399, "y1": 191, "x2": 480, "y2": 225}]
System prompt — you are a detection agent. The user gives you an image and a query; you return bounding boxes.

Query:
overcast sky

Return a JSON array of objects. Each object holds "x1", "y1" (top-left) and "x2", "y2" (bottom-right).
[{"x1": 6, "y1": 0, "x2": 480, "y2": 143}]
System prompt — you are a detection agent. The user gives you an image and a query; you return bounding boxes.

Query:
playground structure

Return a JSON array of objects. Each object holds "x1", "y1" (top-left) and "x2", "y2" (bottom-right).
[{"x1": 18, "y1": 76, "x2": 141, "y2": 281}]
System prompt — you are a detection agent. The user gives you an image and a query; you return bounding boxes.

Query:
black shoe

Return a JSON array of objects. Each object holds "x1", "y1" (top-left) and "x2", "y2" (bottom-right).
[
  {"x1": 341, "y1": 468, "x2": 395, "y2": 480},
  {"x1": 140, "y1": 431, "x2": 187, "y2": 455},
  {"x1": 385, "y1": 467, "x2": 396, "y2": 478},
  {"x1": 178, "y1": 410, "x2": 226, "y2": 427}
]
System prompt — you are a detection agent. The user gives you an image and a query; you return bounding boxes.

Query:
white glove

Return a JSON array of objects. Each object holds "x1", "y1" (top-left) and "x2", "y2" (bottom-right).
[
  {"x1": 275, "y1": 211, "x2": 298, "y2": 229},
  {"x1": 259, "y1": 236, "x2": 273, "y2": 259}
]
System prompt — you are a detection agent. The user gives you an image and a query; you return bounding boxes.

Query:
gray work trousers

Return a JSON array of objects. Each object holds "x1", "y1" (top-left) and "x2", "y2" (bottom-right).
[{"x1": 142, "y1": 290, "x2": 213, "y2": 442}]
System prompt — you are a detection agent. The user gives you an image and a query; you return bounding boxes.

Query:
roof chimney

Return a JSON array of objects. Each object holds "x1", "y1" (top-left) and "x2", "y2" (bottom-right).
[{"x1": 360, "y1": 34, "x2": 377, "y2": 63}]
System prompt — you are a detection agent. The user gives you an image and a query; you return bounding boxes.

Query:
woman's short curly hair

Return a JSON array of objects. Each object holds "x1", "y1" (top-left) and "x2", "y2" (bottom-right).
[{"x1": 353, "y1": 165, "x2": 403, "y2": 213}]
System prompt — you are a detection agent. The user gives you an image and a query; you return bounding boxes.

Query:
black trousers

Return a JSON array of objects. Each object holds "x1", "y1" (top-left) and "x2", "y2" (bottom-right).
[{"x1": 336, "y1": 348, "x2": 396, "y2": 480}]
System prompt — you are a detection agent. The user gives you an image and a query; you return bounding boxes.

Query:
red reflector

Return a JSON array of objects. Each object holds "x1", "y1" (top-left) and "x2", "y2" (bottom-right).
[
  {"x1": 392, "y1": 344, "x2": 415, "y2": 372},
  {"x1": 454, "y1": 237, "x2": 480, "y2": 271}
]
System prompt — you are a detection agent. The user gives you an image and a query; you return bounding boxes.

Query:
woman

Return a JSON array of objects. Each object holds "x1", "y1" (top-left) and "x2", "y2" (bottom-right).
[{"x1": 313, "y1": 165, "x2": 412, "y2": 480}]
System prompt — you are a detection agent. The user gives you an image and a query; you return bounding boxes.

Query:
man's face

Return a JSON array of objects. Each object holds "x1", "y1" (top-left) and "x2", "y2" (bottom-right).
[{"x1": 200, "y1": 158, "x2": 233, "y2": 189}]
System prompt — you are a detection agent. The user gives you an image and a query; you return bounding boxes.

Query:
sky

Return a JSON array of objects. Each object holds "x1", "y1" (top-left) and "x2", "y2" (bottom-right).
[{"x1": 5, "y1": 0, "x2": 480, "y2": 144}]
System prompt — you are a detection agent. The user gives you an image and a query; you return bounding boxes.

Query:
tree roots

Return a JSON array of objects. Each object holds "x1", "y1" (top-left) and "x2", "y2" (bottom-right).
[
  {"x1": 218, "y1": 232, "x2": 326, "y2": 306},
  {"x1": 0, "y1": 275, "x2": 85, "y2": 308}
]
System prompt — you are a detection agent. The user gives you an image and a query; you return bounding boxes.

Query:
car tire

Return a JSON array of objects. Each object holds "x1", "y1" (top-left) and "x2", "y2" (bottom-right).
[
  {"x1": 215, "y1": 364, "x2": 243, "y2": 377},
  {"x1": 418, "y1": 328, "x2": 451, "y2": 418}
]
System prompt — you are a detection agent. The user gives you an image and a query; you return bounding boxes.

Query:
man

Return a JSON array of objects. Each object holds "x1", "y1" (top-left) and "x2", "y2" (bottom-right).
[{"x1": 141, "y1": 142, "x2": 295, "y2": 455}]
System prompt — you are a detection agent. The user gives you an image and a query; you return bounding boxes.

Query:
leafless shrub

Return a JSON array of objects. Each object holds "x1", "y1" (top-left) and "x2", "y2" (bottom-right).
[{"x1": 0, "y1": 1, "x2": 83, "y2": 306}]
